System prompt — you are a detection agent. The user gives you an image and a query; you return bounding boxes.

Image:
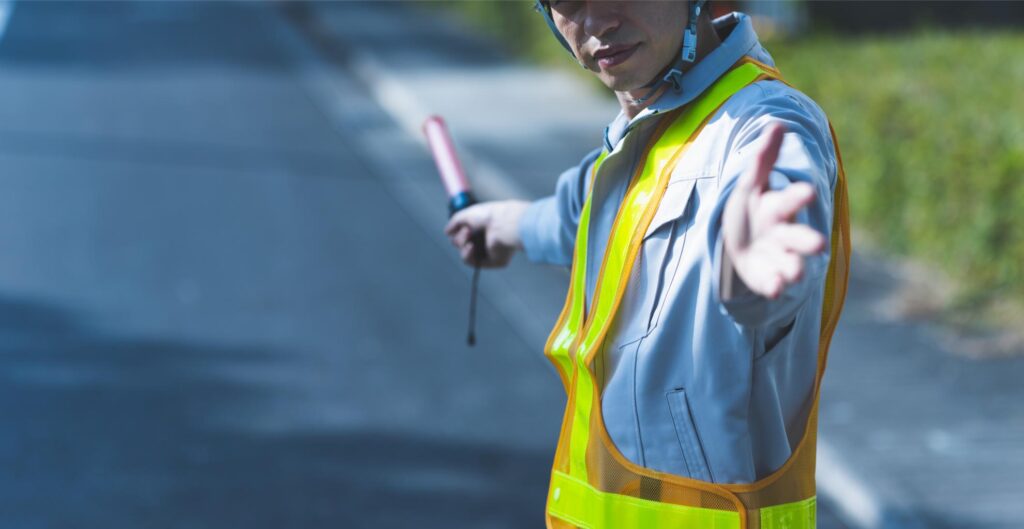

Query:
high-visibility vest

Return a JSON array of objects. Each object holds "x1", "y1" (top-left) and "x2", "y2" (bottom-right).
[{"x1": 543, "y1": 58, "x2": 851, "y2": 529}]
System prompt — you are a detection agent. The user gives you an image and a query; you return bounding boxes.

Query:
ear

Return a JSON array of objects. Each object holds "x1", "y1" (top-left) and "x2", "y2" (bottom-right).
[{"x1": 535, "y1": 0, "x2": 574, "y2": 57}]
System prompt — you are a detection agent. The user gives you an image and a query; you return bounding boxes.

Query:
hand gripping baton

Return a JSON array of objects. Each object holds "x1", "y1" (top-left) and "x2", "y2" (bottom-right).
[{"x1": 423, "y1": 115, "x2": 486, "y2": 346}]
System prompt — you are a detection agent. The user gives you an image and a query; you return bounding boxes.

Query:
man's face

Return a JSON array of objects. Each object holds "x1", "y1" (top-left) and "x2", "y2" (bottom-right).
[{"x1": 550, "y1": 0, "x2": 688, "y2": 92}]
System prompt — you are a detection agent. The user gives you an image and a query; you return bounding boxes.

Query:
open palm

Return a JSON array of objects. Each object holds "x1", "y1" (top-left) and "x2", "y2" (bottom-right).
[{"x1": 721, "y1": 124, "x2": 826, "y2": 299}]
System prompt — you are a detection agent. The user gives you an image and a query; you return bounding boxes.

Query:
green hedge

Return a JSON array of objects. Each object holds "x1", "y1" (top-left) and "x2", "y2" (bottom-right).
[
  {"x1": 435, "y1": 1, "x2": 567, "y2": 65},
  {"x1": 771, "y1": 33, "x2": 1024, "y2": 306},
  {"x1": 439, "y1": 2, "x2": 1024, "y2": 306}
]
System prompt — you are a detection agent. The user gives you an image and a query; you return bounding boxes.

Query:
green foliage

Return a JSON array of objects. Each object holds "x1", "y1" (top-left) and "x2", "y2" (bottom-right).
[
  {"x1": 434, "y1": 0, "x2": 569, "y2": 66},
  {"x1": 436, "y1": 3, "x2": 1024, "y2": 305},
  {"x1": 768, "y1": 32, "x2": 1024, "y2": 304}
]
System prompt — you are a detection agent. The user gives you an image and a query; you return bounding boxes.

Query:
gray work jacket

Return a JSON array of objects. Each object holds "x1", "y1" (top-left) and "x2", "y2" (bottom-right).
[{"x1": 518, "y1": 13, "x2": 839, "y2": 484}]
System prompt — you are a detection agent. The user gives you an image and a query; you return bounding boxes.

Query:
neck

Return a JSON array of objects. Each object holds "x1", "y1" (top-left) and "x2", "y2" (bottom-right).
[{"x1": 616, "y1": 16, "x2": 723, "y2": 119}]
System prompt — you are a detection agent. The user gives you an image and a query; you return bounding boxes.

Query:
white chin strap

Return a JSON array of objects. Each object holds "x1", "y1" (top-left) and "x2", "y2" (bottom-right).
[
  {"x1": 631, "y1": 0, "x2": 706, "y2": 104},
  {"x1": 534, "y1": 0, "x2": 708, "y2": 104}
]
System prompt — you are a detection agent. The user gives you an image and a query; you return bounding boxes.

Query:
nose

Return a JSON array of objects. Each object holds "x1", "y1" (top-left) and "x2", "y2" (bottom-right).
[{"x1": 582, "y1": 1, "x2": 622, "y2": 40}]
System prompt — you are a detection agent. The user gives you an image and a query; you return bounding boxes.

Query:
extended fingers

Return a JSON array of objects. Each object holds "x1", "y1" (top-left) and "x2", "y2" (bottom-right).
[
  {"x1": 735, "y1": 252, "x2": 785, "y2": 299},
  {"x1": 736, "y1": 240, "x2": 812, "y2": 299},
  {"x1": 758, "y1": 250, "x2": 802, "y2": 299},
  {"x1": 740, "y1": 254, "x2": 796, "y2": 299},
  {"x1": 766, "y1": 223, "x2": 826, "y2": 255},
  {"x1": 749, "y1": 123, "x2": 787, "y2": 191},
  {"x1": 770, "y1": 182, "x2": 816, "y2": 221},
  {"x1": 768, "y1": 248, "x2": 804, "y2": 284}
]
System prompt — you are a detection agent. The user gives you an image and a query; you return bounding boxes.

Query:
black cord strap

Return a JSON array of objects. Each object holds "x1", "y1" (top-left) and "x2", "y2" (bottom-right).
[{"x1": 467, "y1": 263, "x2": 480, "y2": 346}]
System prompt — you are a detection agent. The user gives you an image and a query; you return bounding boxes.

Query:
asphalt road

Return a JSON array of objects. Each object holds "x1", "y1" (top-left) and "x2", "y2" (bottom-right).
[{"x1": 0, "y1": 2, "x2": 848, "y2": 528}]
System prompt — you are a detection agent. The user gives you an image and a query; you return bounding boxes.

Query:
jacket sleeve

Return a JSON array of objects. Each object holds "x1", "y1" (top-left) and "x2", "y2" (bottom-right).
[
  {"x1": 707, "y1": 83, "x2": 838, "y2": 329},
  {"x1": 518, "y1": 148, "x2": 603, "y2": 268}
]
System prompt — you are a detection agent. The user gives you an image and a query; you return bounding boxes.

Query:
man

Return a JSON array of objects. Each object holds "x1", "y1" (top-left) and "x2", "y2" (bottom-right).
[{"x1": 445, "y1": 1, "x2": 849, "y2": 527}]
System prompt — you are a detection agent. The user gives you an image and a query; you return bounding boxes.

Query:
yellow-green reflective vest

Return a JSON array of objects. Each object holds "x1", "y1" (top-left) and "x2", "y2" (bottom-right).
[{"x1": 543, "y1": 58, "x2": 851, "y2": 529}]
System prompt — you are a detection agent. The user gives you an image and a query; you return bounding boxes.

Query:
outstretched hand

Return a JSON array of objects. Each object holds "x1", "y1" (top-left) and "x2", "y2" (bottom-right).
[{"x1": 721, "y1": 124, "x2": 826, "y2": 300}]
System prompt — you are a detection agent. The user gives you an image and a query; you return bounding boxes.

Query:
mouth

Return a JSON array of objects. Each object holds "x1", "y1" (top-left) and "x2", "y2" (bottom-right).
[{"x1": 593, "y1": 43, "x2": 640, "y2": 70}]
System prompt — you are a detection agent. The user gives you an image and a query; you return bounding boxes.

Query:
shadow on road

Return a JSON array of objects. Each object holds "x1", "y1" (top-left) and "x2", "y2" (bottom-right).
[
  {"x1": 0, "y1": 295, "x2": 552, "y2": 529},
  {"x1": 0, "y1": 2, "x2": 292, "y2": 72}
]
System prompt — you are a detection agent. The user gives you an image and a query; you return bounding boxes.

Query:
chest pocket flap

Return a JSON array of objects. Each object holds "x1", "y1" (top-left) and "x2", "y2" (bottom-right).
[{"x1": 642, "y1": 172, "x2": 714, "y2": 240}]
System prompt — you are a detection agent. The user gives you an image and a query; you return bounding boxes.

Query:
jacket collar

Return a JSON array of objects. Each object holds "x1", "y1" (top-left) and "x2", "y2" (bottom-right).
[{"x1": 604, "y1": 12, "x2": 771, "y2": 151}]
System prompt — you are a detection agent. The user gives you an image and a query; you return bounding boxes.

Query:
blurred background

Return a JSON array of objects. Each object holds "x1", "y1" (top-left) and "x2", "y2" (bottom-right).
[{"x1": 0, "y1": 1, "x2": 1020, "y2": 528}]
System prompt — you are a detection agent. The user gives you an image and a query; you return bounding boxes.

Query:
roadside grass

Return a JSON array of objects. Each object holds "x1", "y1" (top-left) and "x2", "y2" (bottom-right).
[
  {"x1": 434, "y1": 1, "x2": 568, "y2": 66},
  {"x1": 768, "y1": 31, "x2": 1024, "y2": 318},
  {"x1": 438, "y1": 3, "x2": 1024, "y2": 333}
]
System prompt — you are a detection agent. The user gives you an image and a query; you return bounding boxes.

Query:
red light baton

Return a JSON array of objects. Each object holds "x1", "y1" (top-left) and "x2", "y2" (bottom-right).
[
  {"x1": 423, "y1": 115, "x2": 487, "y2": 346},
  {"x1": 423, "y1": 115, "x2": 475, "y2": 213}
]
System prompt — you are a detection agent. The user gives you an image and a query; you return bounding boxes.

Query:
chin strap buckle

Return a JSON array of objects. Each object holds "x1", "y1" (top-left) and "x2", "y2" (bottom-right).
[{"x1": 663, "y1": 68, "x2": 683, "y2": 91}]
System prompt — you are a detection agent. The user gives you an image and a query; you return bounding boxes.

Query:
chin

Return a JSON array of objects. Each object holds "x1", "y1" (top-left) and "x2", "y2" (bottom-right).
[
  {"x1": 600, "y1": 74, "x2": 647, "y2": 93},
  {"x1": 593, "y1": 64, "x2": 655, "y2": 93}
]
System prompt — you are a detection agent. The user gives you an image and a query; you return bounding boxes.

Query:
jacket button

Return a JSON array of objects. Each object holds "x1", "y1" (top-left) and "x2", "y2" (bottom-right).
[{"x1": 553, "y1": 487, "x2": 562, "y2": 502}]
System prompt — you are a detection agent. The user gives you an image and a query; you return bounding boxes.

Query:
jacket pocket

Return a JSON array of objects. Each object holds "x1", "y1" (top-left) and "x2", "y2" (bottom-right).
[
  {"x1": 610, "y1": 177, "x2": 708, "y2": 348},
  {"x1": 666, "y1": 388, "x2": 713, "y2": 481},
  {"x1": 635, "y1": 179, "x2": 702, "y2": 338},
  {"x1": 643, "y1": 178, "x2": 702, "y2": 241},
  {"x1": 754, "y1": 315, "x2": 798, "y2": 363}
]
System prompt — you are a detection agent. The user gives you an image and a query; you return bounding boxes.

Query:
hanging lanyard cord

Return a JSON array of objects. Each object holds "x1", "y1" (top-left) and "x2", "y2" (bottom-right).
[
  {"x1": 466, "y1": 230, "x2": 486, "y2": 346},
  {"x1": 468, "y1": 262, "x2": 480, "y2": 346}
]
